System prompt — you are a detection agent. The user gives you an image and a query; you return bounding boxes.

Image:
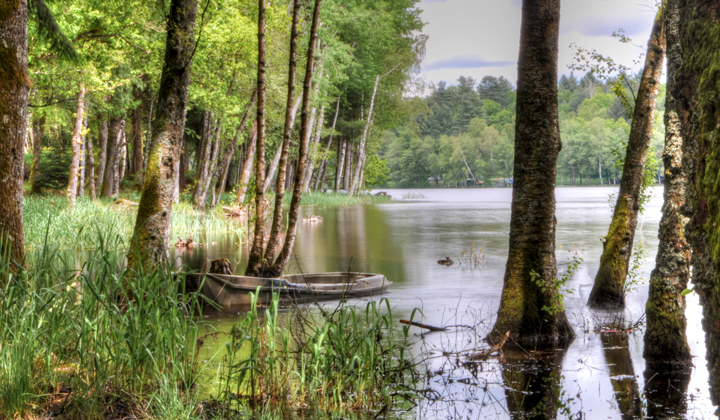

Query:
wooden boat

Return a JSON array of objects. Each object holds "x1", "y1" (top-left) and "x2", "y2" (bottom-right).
[{"x1": 186, "y1": 271, "x2": 392, "y2": 307}]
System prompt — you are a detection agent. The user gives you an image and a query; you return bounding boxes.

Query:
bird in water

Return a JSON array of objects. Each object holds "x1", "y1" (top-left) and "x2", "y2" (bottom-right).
[{"x1": 437, "y1": 257, "x2": 454, "y2": 266}]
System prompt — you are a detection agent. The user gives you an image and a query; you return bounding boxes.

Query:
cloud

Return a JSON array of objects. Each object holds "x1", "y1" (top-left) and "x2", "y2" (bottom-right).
[
  {"x1": 423, "y1": 55, "x2": 515, "y2": 71},
  {"x1": 561, "y1": 14, "x2": 651, "y2": 38}
]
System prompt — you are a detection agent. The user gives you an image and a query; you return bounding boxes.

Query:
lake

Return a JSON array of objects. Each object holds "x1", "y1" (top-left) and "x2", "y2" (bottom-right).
[{"x1": 179, "y1": 186, "x2": 714, "y2": 419}]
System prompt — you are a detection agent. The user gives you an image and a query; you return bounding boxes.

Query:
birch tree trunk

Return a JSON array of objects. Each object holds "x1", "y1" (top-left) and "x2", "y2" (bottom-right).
[
  {"x1": 196, "y1": 119, "x2": 222, "y2": 208},
  {"x1": 588, "y1": 8, "x2": 665, "y2": 308},
  {"x1": 315, "y1": 95, "x2": 341, "y2": 191},
  {"x1": 128, "y1": 0, "x2": 198, "y2": 270},
  {"x1": 235, "y1": 121, "x2": 257, "y2": 204},
  {"x1": 334, "y1": 137, "x2": 345, "y2": 191},
  {"x1": 114, "y1": 119, "x2": 126, "y2": 196},
  {"x1": 267, "y1": 0, "x2": 323, "y2": 277},
  {"x1": 343, "y1": 142, "x2": 352, "y2": 190},
  {"x1": 0, "y1": 0, "x2": 30, "y2": 267},
  {"x1": 643, "y1": 0, "x2": 692, "y2": 371},
  {"x1": 96, "y1": 120, "x2": 108, "y2": 192},
  {"x1": 193, "y1": 111, "x2": 213, "y2": 201},
  {"x1": 30, "y1": 115, "x2": 45, "y2": 194},
  {"x1": 303, "y1": 104, "x2": 325, "y2": 192},
  {"x1": 262, "y1": 94, "x2": 303, "y2": 193},
  {"x1": 67, "y1": 86, "x2": 86, "y2": 206},
  {"x1": 486, "y1": 0, "x2": 573, "y2": 346},
  {"x1": 78, "y1": 118, "x2": 87, "y2": 198}
]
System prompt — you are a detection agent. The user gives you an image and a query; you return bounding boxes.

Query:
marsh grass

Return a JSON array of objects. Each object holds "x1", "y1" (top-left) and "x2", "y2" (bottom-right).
[
  {"x1": 288, "y1": 192, "x2": 392, "y2": 209},
  {"x1": 23, "y1": 196, "x2": 244, "y2": 250}
]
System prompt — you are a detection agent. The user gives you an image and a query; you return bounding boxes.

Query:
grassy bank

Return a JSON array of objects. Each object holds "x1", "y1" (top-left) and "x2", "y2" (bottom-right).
[{"x1": 0, "y1": 238, "x2": 419, "y2": 419}]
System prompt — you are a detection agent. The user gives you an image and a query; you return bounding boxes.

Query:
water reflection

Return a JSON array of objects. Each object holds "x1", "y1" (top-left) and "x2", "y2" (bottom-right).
[
  {"x1": 644, "y1": 368, "x2": 691, "y2": 419},
  {"x1": 171, "y1": 187, "x2": 715, "y2": 418}
]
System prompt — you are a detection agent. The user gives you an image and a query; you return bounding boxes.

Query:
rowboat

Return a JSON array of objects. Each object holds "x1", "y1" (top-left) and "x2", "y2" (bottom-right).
[{"x1": 185, "y1": 271, "x2": 392, "y2": 307}]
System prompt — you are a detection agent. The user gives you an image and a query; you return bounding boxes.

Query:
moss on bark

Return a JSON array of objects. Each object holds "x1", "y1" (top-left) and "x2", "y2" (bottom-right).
[{"x1": 588, "y1": 7, "x2": 665, "y2": 309}]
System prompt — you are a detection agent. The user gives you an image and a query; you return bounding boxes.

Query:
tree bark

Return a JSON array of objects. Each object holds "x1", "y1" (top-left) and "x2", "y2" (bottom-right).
[
  {"x1": 0, "y1": 0, "x2": 30, "y2": 268},
  {"x1": 343, "y1": 141, "x2": 352, "y2": 190},
  {"x1": 114, "y1": 119, "x2": 126, "y2": 195},
  {"x1": 675, "y1": 0, "x2": 720, "y2": 405},
  {"x1": 96, "y1": 120, "x2": 108, "y2": 193},
  {"x1": 193, "y1": 111, "x2": 213, "y2": 202},
  {"x1": 643, "y1": 0, "x2": 692, "y2": 371},
  {"x1": 315, "y1": 96, "x2": 341, "y2": 191},
  {"x1": 486, "y1": 0, "x2": 573, "y2": 346},
  {"x1": 303, "y1": 104, "x2": 325, "y2": 192},
  {"x1": 195, "y1": 117, "x2": 222, "y2": 208},
  {"x1": 262, "y1": 94, "x2": 303, "y2": 193},
  {"x1": 132, "y1": 99, "x2": 143, "y2": 176},
  {"x1": 101, "y1": 117, "x2": 121, "y2": 197},
  {"x1": 78, "y1": 117, "x2": 87, "y2": 198},
  {"x1": 588, "y1": 8, "x2": 665, "y2": 309},
  {"x1": 267, "y1": 0, "x2": 323, "y2": 277},
  {"x1": 30, "y1": 115, "x2": 45, "y2": 194},
  {"x1": 85, "y1": 124, "x2": 96, "y2": 199},
  {"x1": 67, "y1": 86, "x2": 86, "y2": 207},
  {"x1": 335, "y1": 137, "x2": 345, "y2": 191},
  {"x1": 235, "y1": 121, "x2": 257, "y2": 204},
  {"x1": 246, "y1": 0, "x2": 270, "y2": 276},
  {"x1": 247, "y1": 0, "x2": 301, "y2": 277},
  {"x1": 128, "y1": 0, "x2": 198, "y2": 270}
]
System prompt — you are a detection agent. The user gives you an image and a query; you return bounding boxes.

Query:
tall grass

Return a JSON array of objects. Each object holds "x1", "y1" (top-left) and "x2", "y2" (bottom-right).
[
  {"x1": 23, "y1": 196, "x2": 244, "y2": 250},
  {"x1": 287, "y1": 192, "x2": 392, "y2": 209}
]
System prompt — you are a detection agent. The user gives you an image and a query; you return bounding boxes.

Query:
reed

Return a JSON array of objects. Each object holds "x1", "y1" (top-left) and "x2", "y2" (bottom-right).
[{"x1": 288, "y1": 192, "x2": 392, "y2": 209}]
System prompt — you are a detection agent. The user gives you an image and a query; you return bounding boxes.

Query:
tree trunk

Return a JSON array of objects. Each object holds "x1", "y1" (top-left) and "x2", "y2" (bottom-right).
[
  {"x1": 262, "y1": 94, "x2": 303, "y2": 193},
  {"x1": 193, "y1": 111, "x2": 213, "y2": 201},
  {"x1": 101, "y1": 117, "x2": 121, "y2": 197},
  {"x1": 96, "y1": 120, "x2": 108, "y2": 193},
  {"x1": 132, "y1": 100, "x2": 143, "y2": 176},
  {"x1": 30, "y1": 115, "x2": 45, "y2": 194},
  {"x1": 179, "y1": 141, "x2": 187, "y2": 193},
  {"x1": 675, "y1": 0, "x2": 720, "y2": 404},
  {"x1": 335, "y1": 137, "x2": 345, "y2": 191},
  {"x1": 588, "y1": 8, "x2": 665, "y2": 308},
  {"x1": 78, "y1": 117, "x2": 87, "y2": 198},
  {"x1": 114, "y1": 119, "x2": 126, "y2": 196},
  {"x1": 196, "y1": 118, "x2": 222, "y2": 208},
  {"x1": 343, "y1": 141, "x2": 352, "y2": 190},
  {"x1": 644, "y1": 0, "x2": 692, "y2": 371},
  {"x1": 235, "y1": 121, "x2": 257, "y2": 204},
  {"x1": 303, "y1": 104, "x2": 325, "y2": 192},
  {"x1": 598, "y1": 154, "x2": 603, "y2": 185},
  {"x1": 266, "y1": 0, "x2": 322, "y2": 277},
  {"x1": 0, "y1": 0, "x2": 30, "y2": 268},
  {"x1": 315, "y1": 96, "x2": 341, "y2": 192},
  {"x1": 85, "y1": 125, "x2": 96, "y2": 199},
  {"x1": 67, "y1": 86, "x2": 86, "y2": 206},
  {"x1": 246, "y1": 0, "x2": 270, "y2": 277},
  {"x1": 128, "y1": 0, "x2": 198, "y2": 270},
  {"x1": 246, "y1": 0, "x2": 302, "y2": 276},
  {"x1": 142, "y1": 94, "x2": 155, "y2": 178},
  {"x1": 486, "y1": 0, "x2": 573, "y2": 346}
]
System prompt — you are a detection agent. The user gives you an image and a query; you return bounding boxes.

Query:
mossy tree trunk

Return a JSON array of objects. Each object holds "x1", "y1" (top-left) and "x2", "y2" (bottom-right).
[
  {"x1": 66, "y1": 85, "x2": 86, "y2": 207},
  {"x1": 643, "y1": 0, "x2": 692, "y2": 371},
  {"x1": 675, "y1": 0, "x2": 720, "y2": 407},
  {"x1": 30, "y1": 115, "x2": 45, "y2": 194},
  {"x1": 587, "y1": 8, "x2": 665, "y2": 309},
  {"x1": 486, "y1": 0, "x2": 573, "y2": 346},
  {"x1": 0, "y1": 0, "x2": 30, "y2": 268},
  {"x1": 128, "y1": 0, "x2": 197, "y2": 270}
]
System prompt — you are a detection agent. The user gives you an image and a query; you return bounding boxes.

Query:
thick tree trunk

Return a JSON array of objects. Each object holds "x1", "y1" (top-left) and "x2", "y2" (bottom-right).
[
  {"x1": 267, "y1": 0, "x2": 323, "y2": 277},
  {"x1": 335, "y1": 137, "x2": 345, "y2": 191},
  {"x1": 588, "y1": 8, "x2": 665, "y2": 308},
  {"x1": 101, "y1": 117, "x2": 121, "y2": 197},
  {"x1": 30, "y1": 115, "x2": 45, "y2": 194},
  {"x1": 486, "y1": 0, "x2": 573, "y2": 346},
  {"x1": 0, "y1": 0, "x2": 30, "y2": 267},
  {"x1": 247, "y1": 0, "x2": 269, "y2": 275},
  {"x1": 96, "y1": 120, "x2": 108, "y2": 192},
  {"x1": 315, "y1": 96, "x2": 340, "y2": 191},
  {"x1": 235, "y1": 121, "x2": 257, "y2": 204},
  {"x1": 643, "y1": 0, "x2": 692, "y2": 371},
  {"x1": 128, "y1": 0, "x2": 197, "y2": 270},
  {"x1": 132, "y1": 101, "x2": 143, "y2": 176},
  {"x1": 85, "y1": 126, "x2": 96, "y2": 199},
  {"x1": 675, "y1": 0, "x2": 720, "y2": 406},
  {"x1": 247, "y1": 0, "x2": 302, "y2": 276}
]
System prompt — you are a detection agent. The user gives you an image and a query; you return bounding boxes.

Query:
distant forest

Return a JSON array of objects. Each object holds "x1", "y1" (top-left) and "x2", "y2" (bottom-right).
[{"x1": 379, "y1": 73, "x2": 665, "y2": 188}]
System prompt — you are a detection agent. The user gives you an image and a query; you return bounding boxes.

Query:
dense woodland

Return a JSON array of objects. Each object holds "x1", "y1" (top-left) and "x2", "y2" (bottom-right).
[{"x1": 3, "y1": 0, "x2": 720, "y2": 418}]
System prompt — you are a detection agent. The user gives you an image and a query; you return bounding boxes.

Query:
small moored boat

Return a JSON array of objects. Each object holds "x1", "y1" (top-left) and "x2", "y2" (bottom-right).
[{"x1": 186, "y1": 272, "x2": 392, "y2": 307}]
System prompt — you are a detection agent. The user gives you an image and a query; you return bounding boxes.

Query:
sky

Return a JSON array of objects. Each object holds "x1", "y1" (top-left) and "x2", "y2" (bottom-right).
[{"x1": 415, "y1": 0, "x2": 661, "y2": 92}]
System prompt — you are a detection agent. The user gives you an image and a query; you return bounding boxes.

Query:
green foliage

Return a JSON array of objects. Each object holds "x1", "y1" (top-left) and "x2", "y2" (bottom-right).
[
  {"x1": 32, "y1": 145, "x2": 71, "y2": 191},
  {"x1": 529, "y1": 252, "x2": 582, "y2": 318},
  {"x1": 624, "y1": 240, "x2": 649, "y2": 296}
]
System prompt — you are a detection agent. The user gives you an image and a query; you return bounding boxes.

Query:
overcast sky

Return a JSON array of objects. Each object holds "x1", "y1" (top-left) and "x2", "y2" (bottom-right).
[{"x1": 415, "y1": 0, "x2": 661, "y2": 90}]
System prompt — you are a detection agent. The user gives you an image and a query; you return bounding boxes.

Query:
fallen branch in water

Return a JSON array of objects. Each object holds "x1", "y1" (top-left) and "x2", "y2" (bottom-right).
[
  {"x1": 468, "y1": 331, "x2": 510, "y2": 360},
  {"x1": 400, "y1": 319, "x2": 446, "y2": 332}
]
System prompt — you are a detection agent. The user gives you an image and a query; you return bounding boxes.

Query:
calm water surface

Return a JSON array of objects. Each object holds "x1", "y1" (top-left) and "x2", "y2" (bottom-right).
[{"x1": 180, "y1": 186, "x2": 715, "y2": 419}]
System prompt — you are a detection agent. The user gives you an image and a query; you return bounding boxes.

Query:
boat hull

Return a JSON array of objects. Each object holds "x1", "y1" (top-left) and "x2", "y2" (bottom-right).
[{"x1": 186, "y1": 272, "x2": 392, "y2": 307}]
